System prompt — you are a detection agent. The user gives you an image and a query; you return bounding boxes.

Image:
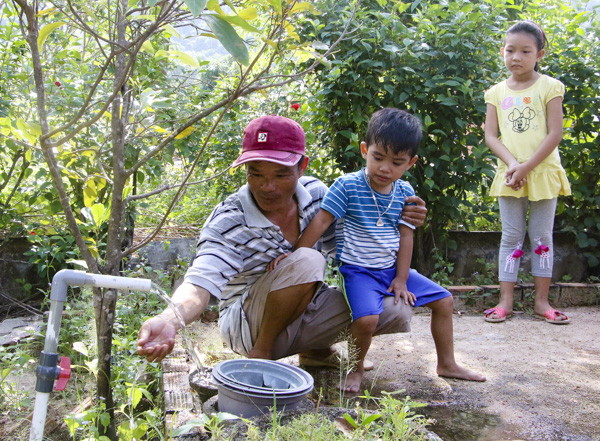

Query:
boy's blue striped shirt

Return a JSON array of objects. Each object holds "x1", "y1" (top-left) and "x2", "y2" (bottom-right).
[{"x1": 321, "y1": 169, "x2": 415, "y2": 269}]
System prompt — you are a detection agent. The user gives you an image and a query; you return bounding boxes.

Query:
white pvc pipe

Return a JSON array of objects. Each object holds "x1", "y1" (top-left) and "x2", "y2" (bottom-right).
[
  {"x1": 83, "y1": 273, "x2": 153, "y2": 292},
  {"x1": 29, "y1": 270, "x2": 153, "y2": 441},
  {"x1": 29, "y1": 392, "x2": 50, "y2": 441}
]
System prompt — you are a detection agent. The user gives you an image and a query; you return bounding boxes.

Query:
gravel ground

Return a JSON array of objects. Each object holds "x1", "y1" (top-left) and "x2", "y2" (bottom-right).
[
  {"x1": 191, "y1": 306, "x2": 600, "y2": 440},
  {"x1": 353, "y1": 306, "x2": 600, "y2": 441}
]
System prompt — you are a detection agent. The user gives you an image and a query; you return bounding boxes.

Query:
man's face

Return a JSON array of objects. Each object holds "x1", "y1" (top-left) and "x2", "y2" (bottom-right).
[{"x1": 246, "y1": 161, "x2": 305, "y2": 214}]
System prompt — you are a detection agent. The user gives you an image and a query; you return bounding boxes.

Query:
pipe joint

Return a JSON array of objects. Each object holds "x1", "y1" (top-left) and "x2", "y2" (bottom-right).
[{"x1": 35, "y1": 352, "x2": 60, "y2": 393}]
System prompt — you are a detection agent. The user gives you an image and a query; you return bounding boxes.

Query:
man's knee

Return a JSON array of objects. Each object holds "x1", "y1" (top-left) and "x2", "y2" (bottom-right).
[
  {"x1": 375, "y1": 297, "x2": 412, "y2": 335},
  {"x1": 290, "y1": 247, "x2": 326, "y2": 267}
]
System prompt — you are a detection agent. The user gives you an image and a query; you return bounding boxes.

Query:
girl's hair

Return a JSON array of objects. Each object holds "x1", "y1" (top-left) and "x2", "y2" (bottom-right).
[{"x1": 505, "y1": 21, "x2": 547, "y2": 71}]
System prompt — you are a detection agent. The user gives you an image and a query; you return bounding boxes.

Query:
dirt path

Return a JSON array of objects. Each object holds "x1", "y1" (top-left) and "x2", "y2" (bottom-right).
[{"x1": 360, "y1": 306, "x2": 600, "y2": 441}]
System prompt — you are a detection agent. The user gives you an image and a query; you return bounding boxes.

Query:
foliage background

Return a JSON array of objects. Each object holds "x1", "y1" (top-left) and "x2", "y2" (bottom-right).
[
  {"x1": 0, "y1": 0, "x2": 598, "y2": 439},
  {"x1": 1, "y1": 0, "x2": 599, "y2": 279}
]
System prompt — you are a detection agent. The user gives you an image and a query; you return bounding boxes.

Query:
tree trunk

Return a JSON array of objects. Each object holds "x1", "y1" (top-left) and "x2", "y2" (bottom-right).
[{"x1": 94, "y1": 287, "x2": 118, "y2": 440}]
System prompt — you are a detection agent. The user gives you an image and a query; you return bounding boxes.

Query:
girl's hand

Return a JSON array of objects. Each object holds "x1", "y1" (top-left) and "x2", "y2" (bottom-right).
[
  {"x1": 387, "y1": 278, "x2": 416, "y2": 306},
  {"x1": 267, "y1": 252, "x2": 291, "y2": 272},
  {"x1": 505, "y1": 163, "x2": 528, "y2": 191}
]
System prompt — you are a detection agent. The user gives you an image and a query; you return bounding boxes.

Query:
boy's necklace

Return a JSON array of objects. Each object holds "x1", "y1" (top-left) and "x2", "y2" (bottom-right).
[{"x1": 363, "y1": 169, "x2": 394, "y2": 227}]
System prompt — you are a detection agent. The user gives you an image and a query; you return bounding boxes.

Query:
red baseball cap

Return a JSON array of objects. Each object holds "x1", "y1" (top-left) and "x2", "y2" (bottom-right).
[{"x1": 233, "y1": 115, "x2": 305, "y2": 167}]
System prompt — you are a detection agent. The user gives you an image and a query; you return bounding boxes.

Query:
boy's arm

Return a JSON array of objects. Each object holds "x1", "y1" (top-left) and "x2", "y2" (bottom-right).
[
  {"x1": 388, "y1": 225, "x2": 416, "y2": 305},
  {"x1": 295, "y1": 208, "x2": 336, "y2": 249},
  {"x1": 267, "y1": 208, "x2": 335, "y2": 272}
]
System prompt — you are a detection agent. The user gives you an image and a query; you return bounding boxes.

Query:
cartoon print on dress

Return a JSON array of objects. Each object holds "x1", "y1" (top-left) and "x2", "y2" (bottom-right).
[{"x1": 508, "y1": 107, "x2": 536, "y2": 133}]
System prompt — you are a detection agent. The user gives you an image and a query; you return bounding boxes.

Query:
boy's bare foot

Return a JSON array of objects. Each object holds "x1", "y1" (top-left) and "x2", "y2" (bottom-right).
[
  {"x1": 340, "y1": 370, "x2": 364, "y2": 393},
  {"x1": 437, "y1": 364, "x2": 486, "y2": 382}
]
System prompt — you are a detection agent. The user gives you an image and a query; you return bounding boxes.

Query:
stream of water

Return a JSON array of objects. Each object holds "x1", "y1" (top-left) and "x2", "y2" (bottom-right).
[{"x1": 149, "y1": 283, "x2": 207, "y2": 371}]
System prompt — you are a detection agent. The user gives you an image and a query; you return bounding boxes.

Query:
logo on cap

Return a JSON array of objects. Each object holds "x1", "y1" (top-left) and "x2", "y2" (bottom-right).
[{"x1": 257, "y1": 132, "x2": 268, "y2": 143}]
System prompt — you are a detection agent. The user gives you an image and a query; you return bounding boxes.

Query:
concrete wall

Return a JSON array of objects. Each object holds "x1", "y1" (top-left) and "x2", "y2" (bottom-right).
[
  {"x1": 445, "y1": 231, "x2": 590, "y2": 282},
  {"x1": 0, "y1": 238, "x2": 47, "y2": 303},
  {"x1": 1, "y1": 231, "x2": 593, "y2": 304}
]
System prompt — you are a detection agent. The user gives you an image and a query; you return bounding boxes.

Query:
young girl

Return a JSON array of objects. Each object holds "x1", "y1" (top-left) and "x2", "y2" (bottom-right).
[{"x1": 484, "y1": 21, "x2": 571, "y2": 324}]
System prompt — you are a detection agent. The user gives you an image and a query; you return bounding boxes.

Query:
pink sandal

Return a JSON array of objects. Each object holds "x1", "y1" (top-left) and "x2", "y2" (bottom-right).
[
  {"x1": 537, "y1": 309, "x2": 570, "y2": 325},
  {"x1": 484, "y1": 306, "x2": 508, "y2": 323}
]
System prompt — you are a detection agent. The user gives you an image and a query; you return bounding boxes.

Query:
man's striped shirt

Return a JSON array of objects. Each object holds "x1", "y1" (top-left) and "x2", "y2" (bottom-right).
[{"x1": 184, "y1": 176, "x2": 335, "y2": 355}]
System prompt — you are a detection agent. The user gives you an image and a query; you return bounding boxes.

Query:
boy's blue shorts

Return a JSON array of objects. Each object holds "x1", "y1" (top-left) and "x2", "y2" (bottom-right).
[{"x1": 339, "y1": 264, "x2": 451, "y2": 321}]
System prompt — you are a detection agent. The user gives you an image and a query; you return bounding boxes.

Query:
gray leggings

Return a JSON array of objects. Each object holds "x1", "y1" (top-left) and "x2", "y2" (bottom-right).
[{"x1": 498, "y1": 197, "x2": 557, "y2": 282}]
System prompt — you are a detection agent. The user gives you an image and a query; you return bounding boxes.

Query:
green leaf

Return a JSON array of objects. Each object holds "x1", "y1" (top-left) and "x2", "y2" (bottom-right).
[
  {"x1": 291, "y1": 2, "x2": 318, "y2": 14},
  {"x1": 161, "y1": 23, "x2": 180, "y2": 39},
  {"x1": 172, "y1": 417, "x2": 210, "y2": 436},
  {"x1": 168, "y1": 50, "x2": 199, "y2": 68},
  {"x1": 184, "y1": 0, "x2": 209, "y2": 17},
  {"x1": 238, "y1": 7, "x2": 257, "y2": 20},
  {"x1": 216, "y1": 14, "x2": 259, "y2": 33},
  {"x1": 362, "y1": 414, "x2": 382, "y2": 426},
  {"x1": 438, "y1": 96, "x2": 458, "y2": 106},
  {"x1": 207, "y1": 0, "x2": 225, "y2": 14},
  {"x1": 127, "y1": 386, "x2": 143, "y2": 409},
  {"x1": 140, "y1": 40, "x2": 155, "y2": 55},
  {"x1": 90, "y1": 203, "x2": 108, "y2": 226},
  {"x1": 204, "y1": 14, "x2": 249, "y2": 65},
  {"x1": 342, "y1": 413, "x2": 358, "y2": 428},
  {"x1": 38, "y1": 22, "x2": 66, "y2": 52},
  {"x1": 267, "y1": 0, "x2": 282, "y2": 14},
  {"x1": 73, "y1": 341, "x2": 89, "y2": 357},
  {"x1": 83, "y1": 181, "x2": 97, "y2": 207}
]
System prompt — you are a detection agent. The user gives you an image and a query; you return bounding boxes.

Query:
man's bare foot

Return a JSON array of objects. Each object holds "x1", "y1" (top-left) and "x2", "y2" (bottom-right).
[
  {"x1": 437, "y1": 364, "x2": 486, "y2": 382},
  {"x1": 299, "y1": 347, "x2": 336, "y2": 360},
  {"x1": 340, "y1": 370, "x2": 364, "y2": 393},
  {"x1": 248, "y1": 347, "x2": 271, "y2": 359}
]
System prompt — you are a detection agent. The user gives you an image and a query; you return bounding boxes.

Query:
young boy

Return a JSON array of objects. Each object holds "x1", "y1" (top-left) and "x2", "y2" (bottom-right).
[{"x1": 270, "y1": 108, "x2": 485, "y2": 392}]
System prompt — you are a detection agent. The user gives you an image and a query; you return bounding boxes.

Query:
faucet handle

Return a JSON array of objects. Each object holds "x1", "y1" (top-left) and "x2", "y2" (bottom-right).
[{"x1": 55, "y1": 357, "x2": 71, "y2": 391}]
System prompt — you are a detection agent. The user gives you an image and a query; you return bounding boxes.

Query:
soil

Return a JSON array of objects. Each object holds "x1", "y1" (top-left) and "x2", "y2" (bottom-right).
[
  {"x1": 188, "y1": 306, "x2": 600, "y2": 441},
  {"x1": 4, "y1": 306, "x2": 599, "y2": 440},
  {"x1": 342, "y1": 306, "x2": 600, "y2": 441}
]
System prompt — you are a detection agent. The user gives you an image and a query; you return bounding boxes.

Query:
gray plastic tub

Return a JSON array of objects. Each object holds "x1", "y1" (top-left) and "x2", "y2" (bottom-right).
[{"x1": 212, "y1": 359, "x2": 314, "y2": 418}]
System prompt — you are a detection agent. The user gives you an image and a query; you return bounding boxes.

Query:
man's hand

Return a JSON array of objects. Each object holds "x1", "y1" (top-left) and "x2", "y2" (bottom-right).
[
  {"x1": 387, "y1": 277, "x2": 416, "y2": 306},
  {"x1": 402, "y1": 196, "x2": 427, "y2": 227},
  {"x1": 136, "y1": 316, "x2": 177, "y2": 363}
]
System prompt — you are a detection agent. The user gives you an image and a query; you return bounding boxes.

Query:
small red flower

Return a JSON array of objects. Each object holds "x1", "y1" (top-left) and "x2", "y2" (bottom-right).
[
  {"x1": 29, "y1": 231, "x2": 36, "y2": 235},
  {"x1": 55, "y1": 81, "x2": 61, "y2": 87},
  {"x1": 290, "y1": 102, "x2": 300, "y2": 111}
]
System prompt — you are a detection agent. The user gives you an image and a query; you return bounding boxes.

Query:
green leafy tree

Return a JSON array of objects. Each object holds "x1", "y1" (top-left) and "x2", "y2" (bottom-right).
[
  {"x1": 302, "y1": 0, "x2": 505, "y2": 271},
  {"x1": 536, "y1": 2, "x2": 600, "y2": 267},
  {"x1": 301, "y1": 0, "x2": 599, "y2": 273},
  {"x1": 3, "y1": 0, "x2": 359, "y2": 438}
]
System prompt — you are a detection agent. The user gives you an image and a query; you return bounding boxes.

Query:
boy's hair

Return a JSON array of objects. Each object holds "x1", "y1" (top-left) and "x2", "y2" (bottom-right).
[{"x1": 364, "y1": 108, "x2": 422, "y2": 157}]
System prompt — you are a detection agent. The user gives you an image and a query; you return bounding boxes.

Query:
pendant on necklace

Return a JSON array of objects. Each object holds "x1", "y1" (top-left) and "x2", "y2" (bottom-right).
[{"x1": 376, "y1": 218, "x2": 384, "y2": 227}]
